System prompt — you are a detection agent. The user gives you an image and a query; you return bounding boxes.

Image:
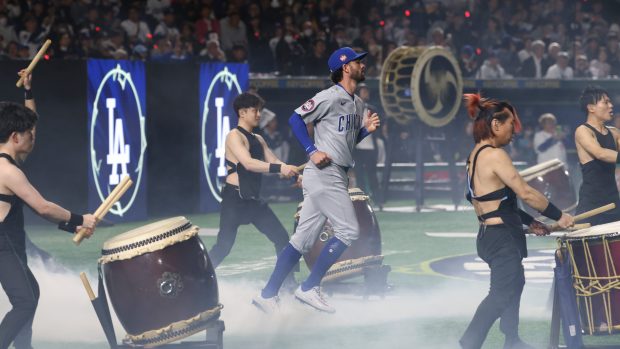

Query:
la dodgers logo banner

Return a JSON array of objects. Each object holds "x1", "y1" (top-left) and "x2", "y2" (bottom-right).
[
  {"x1": 199, "y1": 63, "x2": 249, "y2": 212},
  {"x1": 87, "y1": 59, "x2": 147, "y2": 221}
]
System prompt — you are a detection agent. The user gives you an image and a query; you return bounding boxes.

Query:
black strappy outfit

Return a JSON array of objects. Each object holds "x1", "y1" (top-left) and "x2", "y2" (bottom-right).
[
  {"x1": 0, "y1": 153, "x2": 40, "y2": 349},
  {"x1": 208, "y1": 127, "x2": 291, "y2": 270},
  {"x1": 576, "y1": 124, "x2": 620, "y2": 225},
  {"x1": 460, "y1": 145, "x2": 527, "y2": 349}
]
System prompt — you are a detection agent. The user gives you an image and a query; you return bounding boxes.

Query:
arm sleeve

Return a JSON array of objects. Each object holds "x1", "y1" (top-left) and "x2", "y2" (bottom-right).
[
  {"x1": 356, "y1": 127, "x2": 370, "y2": 144},
  {"x1": 289, "y1": 112, "x2": 317, "y2": 155}
]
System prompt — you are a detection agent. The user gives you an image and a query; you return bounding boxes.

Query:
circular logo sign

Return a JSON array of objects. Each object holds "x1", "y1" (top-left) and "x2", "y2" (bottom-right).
[
  {"x1": 90, "y1": 64, "x2": 146, "y2": 217},
  {"x1": 201, "y1": 67, "x2": 243, "y2": 203},
  {"x1": 429, "y1": 249, "x2": 556, "y2": 284}
]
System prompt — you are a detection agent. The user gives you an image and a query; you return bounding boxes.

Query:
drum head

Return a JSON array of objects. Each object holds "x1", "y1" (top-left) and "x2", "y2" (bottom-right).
[
  {"x1": 519, "y1": 159, "x2": 565, "y2": 181},
  {"x1": 100, "y1": 216, "x2": 198, "y2": 263},
  {"x1": 565, "y1": 220, "x2": 620, "y2": 239}
]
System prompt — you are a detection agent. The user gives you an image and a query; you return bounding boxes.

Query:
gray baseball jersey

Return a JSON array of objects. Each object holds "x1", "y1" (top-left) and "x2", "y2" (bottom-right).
[
  {"x1": 295, "y1": 84, "x2": 365, "y2": 168},
  {"x1": 290, "y1": 84, "x2": 365, "y2": 252}
]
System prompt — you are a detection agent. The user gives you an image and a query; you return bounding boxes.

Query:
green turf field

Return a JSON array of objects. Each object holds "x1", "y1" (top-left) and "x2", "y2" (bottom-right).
[{"x1": 5, "y1": 199, "x2": 619, "y2": 349}]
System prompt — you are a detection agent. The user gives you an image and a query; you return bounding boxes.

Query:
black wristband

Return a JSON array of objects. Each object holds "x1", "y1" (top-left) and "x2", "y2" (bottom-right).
[
  {"x1": 24, "y1": 89, "x2": 33, "y2": 100},
  {"x1": 616, "y1": 152, "x2": 620, "y2": 164},
  {"x1": 69, "y1": 212, "x2": 83, "y2": 226},
  {"x1": 269, "y1": 163, "x2": 281, "y2": 173},
  {"x1": 518, "y1": 209, "x2": 535, "y2": 226},
  {"x1": 541, "y1": 202, "x2": 563, "y2": 221},
  {"x1": 57, "y1": 221, "x2": 76, "y2": 234}
]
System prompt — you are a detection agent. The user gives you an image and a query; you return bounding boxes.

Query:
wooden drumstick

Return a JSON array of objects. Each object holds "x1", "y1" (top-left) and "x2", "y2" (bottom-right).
[
  {"x1": 73, "y1": 176, "x2": 133, "y2": 245},
  {"x1": 549, "y1": 203, "x2": 616, "y2": 230},
  {"x1": 551, "y1": 223, "x2": 591, "y2": 232},
  {"x1": 79, "y1": 272, "x2": 96, "y2": 301},
  {"x1": 16, "y1": 39, "x2": 52, "y2": 88}
]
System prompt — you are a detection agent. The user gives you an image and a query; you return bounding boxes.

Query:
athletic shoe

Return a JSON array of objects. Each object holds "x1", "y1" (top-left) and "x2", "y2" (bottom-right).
[
  {"x1": 294, "y1": 285, "x2": 335, "y2": 313},
  {"x1": 252, "y1": 294, "x2": 280, "y2": 314}
]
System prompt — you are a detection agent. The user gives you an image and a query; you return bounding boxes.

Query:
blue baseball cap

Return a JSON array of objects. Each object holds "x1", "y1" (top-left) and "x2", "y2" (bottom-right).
[{"x1": 328, "y1": 47, "x2": 368, "y2": 72}]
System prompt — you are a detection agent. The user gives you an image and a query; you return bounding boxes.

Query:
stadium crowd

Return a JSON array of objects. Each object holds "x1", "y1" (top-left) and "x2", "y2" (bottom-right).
[{"x1": 0, "y1": 0, "x2": 619, "y2": 79}]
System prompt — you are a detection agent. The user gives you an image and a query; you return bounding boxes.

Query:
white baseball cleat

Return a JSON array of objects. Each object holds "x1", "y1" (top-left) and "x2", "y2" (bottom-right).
[
  {"x1": 294, "y1": 285, "x2": 335, "y2": 313},
  {"x1": 252, "y1": 294, "x2": 280, "y2": 314}
]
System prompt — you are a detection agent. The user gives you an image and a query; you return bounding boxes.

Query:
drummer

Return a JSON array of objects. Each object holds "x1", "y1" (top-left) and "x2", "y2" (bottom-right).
[
  {"x1": 459, "y1": 93, "x2": 574, "y2": 349},
  {"x1": 574, "y1": 86, "x2": 620, "y2": 225},
  {"x1": 208, "y1": 92, "x2": 299, "y2": 270},
  {"x1": 0, "y1": 71, "x2": 97, "y2": 349}
]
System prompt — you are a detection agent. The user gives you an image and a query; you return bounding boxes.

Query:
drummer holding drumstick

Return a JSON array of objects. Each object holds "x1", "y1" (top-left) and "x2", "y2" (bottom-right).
[
  {"x1": 459, "y1": 93, "x2": 574, "y2": 349},
  {"x1": 0, "y1": 71, "x2": 97, "y2": 349},
  {"x1": 574, "y1": 86, "x2": 620, "y2": 226}
]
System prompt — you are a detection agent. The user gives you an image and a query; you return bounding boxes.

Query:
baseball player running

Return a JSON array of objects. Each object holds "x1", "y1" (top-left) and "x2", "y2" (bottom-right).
[{"x1": 253, "y1": 47, "x2": 380, "y2": 313}]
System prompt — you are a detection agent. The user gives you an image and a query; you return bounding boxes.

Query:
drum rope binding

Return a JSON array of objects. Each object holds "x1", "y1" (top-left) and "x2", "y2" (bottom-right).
[
  {"x1": 564, "y1": 236, "x2": 620, "y2": 334},
  {"x1": 124, "y1": 304, "x2": 224, "y2": 347}
]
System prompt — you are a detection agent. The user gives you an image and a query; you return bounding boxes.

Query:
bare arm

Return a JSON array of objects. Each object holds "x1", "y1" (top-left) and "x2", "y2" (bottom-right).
[
  {"x1": 491, "y1": 148, "x2": 552, "y2": 212},
  {"x1": 227, "y1": 131, "x2": 298, "y2": 177},
  {"x1": 256, "y1": 134, "x2": 284, "y2": 165},
  {"x1": 492, "y1": 148, "x2": 574, "y2": 227},
  {"x1": 4, "y1": 165, "x2": 71, "y2": 223},
  {"x1": 575, "y1": 125, "x2": 618, "y2": 163}
]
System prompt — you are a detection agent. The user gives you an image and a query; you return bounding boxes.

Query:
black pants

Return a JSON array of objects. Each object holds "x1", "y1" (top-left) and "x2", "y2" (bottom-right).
[
  {"x1": 460, "y1": 224, "x2": 525, "y2": 349},
  {"x1": 353, "y1": 149, "x2": 381, "y2": 203},
  {"x1": 209, "y1": 185, "x2": 291, "y2": 268},
  {"x1": 0, "y1": 234, "x2": 39, "y2": 349}
]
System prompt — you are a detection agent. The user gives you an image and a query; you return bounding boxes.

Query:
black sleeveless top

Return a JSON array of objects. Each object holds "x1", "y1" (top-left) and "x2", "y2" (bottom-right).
[
  {"x1": 466, "y1": 145, "x2": 527, "y2": 255},
  {"x1": 226, "y1": 126, "x2": 265, "y2": 199},
  {"x1": 0, "y1": 153, "x2": 26, "y2": 255},
  {"x1": 576, "y1": 124, "x2": 620, "y2": 221}
]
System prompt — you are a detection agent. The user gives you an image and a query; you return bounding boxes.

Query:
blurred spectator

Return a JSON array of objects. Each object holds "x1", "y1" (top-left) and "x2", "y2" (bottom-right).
[
  {"x1": 519, "y1": 39, "x2": 550, "y2": 78},
  {"x1": 54, "y1": 32, "x2": 79, "y2": 59},
  {"x1": 459, "y1": 45, "x2": 480, "y2": 78},
  {"x1": 194, "y1": 5, "x2": 219, "y2": 45},
  {"x1": 477, "y1": 51, "x2": 511, "y2": 79},
  {"x1": 259, "y1": 109, "x2": 289, "y2": 163},
  {"x1": 120, "y1": 7, "x2": 152, "y2": 45},
  {"x1": 545, "y1": 51, "x2": 573, "y2": 79},
  {"x1": 303, "y1": 39, "x2": 328, "y2": 76},
  {"x1": 533, "y1": 113, "x2": 567, "y2": 164},
  {"x1": 154, "y1": 8, "x2": 180, "y2": 43},
  {"x1": 219, "y1": 11, "x2": 247, "y2": 52},
  {"x1": 79, "y1": 6, "x2": 104, "y2": 40},
  {"x1": 146, "y1": 0, "x2": 171, "y2": 24},
  {"x1": 228, "y1": 44, "x2": 247, "y2": 63},
  {"x1": 200, "y1": 39, "x2": 226, "y2": 63},
  {"x1": 275, "y1": 30, "x2": 305, "y2": 75},
  {"x1": 479, "y1": 17, "x2": 503, "y2": 52},
  {"x1": 0, "y1": 11, "x2": 16, "y2": 45},
  {"x1": 590, "y1": 47, "x2": 611, "y2": 78},
  {"x1": 0, "y1": 0, "x2": 615, "y2": 82},
  {"x1": 497, "y1": 37, "x2": 520, "y2": 76},
  {"x1": 574, "y1": 54, "x2": 594, "y2": 78}
]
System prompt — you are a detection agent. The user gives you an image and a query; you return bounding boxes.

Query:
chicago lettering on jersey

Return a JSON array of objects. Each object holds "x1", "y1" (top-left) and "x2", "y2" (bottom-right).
[{"x1": 337, "y1": 113, "x2": 361, "y2": 132}]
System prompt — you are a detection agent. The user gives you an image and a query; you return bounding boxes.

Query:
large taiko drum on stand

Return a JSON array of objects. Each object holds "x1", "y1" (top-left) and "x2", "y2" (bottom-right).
[
  {"x1": 294, "y1": 188, "x2": 383, "y2": 283},
  {"x1": 563, "y1": 221, "x2": 620, "y2": 335},
  {"x1": 519, "y1": 159, "x2": 577, "y2": 217},
  {"x1": 99, "y1": 217, "x2": 222, "y2": 347},
  {"x1": 379, "y1": 46, "x2": 462, "y2": 127}
]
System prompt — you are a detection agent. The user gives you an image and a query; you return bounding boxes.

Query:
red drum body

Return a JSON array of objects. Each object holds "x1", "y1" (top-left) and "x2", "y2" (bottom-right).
[
  {"x1": 519, "y1": 159, "x2": 576, "y2": 217},
  {"x1": 100, "y1": 217, "x2": 221, "y2": 347},
  {"x1": 565, "y1": 222, "x2": 620, "y2": 335},
  {"x1": 295, "y1": 188, "x2": 383, "y2": 282}
]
